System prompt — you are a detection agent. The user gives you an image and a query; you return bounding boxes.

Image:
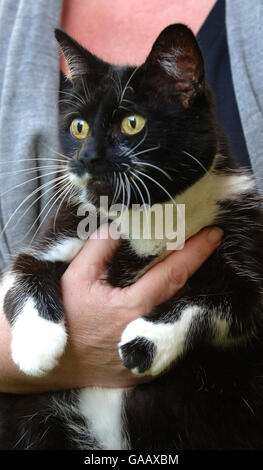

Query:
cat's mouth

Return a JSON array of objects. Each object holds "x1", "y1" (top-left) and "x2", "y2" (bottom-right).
[
  {"x1": 88, "y1": 178, "x2": 113, "y2": 194},
  {"x1": 70, "y1": 170, "x2": 117, "y2": 206},
  {"x1": 87, "y1": 177, "x2": 120, "y2": 208},
  {"x1": 68, "y1": 168, "x2": 115, "y2": 197}
]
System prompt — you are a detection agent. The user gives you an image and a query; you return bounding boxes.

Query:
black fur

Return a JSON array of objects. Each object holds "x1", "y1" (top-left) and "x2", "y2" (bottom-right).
[
  {"x1": 120, "y1": 337, "x2": 157, "y2": 373},
  {"x1": 1, "y1": 24, "x2": 263, "y2": 450}
]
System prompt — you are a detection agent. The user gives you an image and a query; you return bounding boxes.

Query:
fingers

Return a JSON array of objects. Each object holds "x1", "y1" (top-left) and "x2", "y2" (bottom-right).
[
  {"x1": 65, "y1": 224, "x2": 223, "y2": 314},
  {"x1": 66, "y1": 224, "x2": 120, "y2": 281},
  {"x1": 126, "y1": 227, "x2": 223, "y2": 312}
]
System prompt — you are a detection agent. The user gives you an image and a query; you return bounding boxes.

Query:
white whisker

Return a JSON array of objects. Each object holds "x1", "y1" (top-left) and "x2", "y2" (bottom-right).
[
  {"x1": 129, "y1": 177, "x2": 139, "y2": 203},
  {"x1": 129, "y1": 170, "x2": 151, "y2": 207},
  {"x1": 120, "y1": 128, "x2": 148, "y2": 159},
  {"x1": 119, "y1": 173, "x2": 126, "y2": 216},
  {"x1": 0, "y1": 175, "x2": 68, "y2": 237},
  {"x1": 20, "y1": 179, "x2": 68, "y2": 240},
  {"x1": 122, "y1": 99, "x2": 134, "y2": 106},
  {"x1": 0, "y1": 166, "x2": 67, "y2": 177},
  {"x1": 119, "y1": 66, "x2": 140, "y2": 105},
  {"x1": 30, "y1": 181, "x2": 72, "y2": 244},
  {"x1": 123, "y1": 173, "x2": 131, "y2": 208},
  {"x1": 0, "y1": 170, "x2": 68, "y2": 197},
  {"x1": 119, "y1": 106, "x2": 131, "y2": 112},
  {"x1": 112, "y1": 172, "x2": 119, "y2": 205},
  {"x1": 128, "y1": 171, "x2": 150, "y2": 228},
  {"x1": 0, "y1": 158, "x2": 67, "y2": 165},
  {"x1": 41, "y1": 144, "x2": 70, "y2": 161},
  {"x1": 114, "y1": 173, "x2": 122, "y2": 203},
  {"x1": 135, "y1": 169, "x2": 176, "y2": 205},
  {"x1": 53, "y1": 182, "x2": 74, "y2": 233},
  {"x1": 58, "y1": 99, "x2": 80, "y2": 108},
  {"x1": 182, "y1": 150, "x2": 209, "y2": 174},
  {"x1": 60, "y1": 89, "x2": 86, "y2": 106},
  {"x1": 132, "y1": 144, "x2": 160, "y2": 159},
  {"x1": 136, "y1": 160, "x2": 172, "y2": 181}
]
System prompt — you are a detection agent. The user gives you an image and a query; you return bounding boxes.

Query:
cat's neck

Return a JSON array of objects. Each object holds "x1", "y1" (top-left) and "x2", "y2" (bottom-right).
[{"x1": 111, "y1": 163, "x2": 255, "y2": 258}]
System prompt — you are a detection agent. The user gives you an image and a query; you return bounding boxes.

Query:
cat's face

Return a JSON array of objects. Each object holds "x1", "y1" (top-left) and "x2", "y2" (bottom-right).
[{"x1": 56, "y1": 25, "x2": 217, "y2": 209}]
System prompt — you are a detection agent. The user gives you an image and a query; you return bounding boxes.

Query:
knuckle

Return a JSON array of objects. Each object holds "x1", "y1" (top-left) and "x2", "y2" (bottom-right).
[
  {"x1": 119, "y1": 287, "x2": 145, "y2": 316},
  {"x1": 167, "y1": 262, "x2": 188, "y2": 289}
]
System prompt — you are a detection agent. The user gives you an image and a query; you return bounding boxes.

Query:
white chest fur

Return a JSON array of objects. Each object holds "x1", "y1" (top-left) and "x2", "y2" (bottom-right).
[
  {"x1": 114, "y1": 169, "x2": 255, "y2": 257},
  {"x1": 78, "y1": 388, "x2": 127, "y2": 450}
]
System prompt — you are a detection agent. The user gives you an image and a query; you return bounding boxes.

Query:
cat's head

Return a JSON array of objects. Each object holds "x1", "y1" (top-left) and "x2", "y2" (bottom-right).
[{"x1": 55, "y1": 24, "x2": 218, "y2": 209}]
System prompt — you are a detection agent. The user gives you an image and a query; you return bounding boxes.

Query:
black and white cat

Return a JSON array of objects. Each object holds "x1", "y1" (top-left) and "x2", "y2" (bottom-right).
[{"x1": 1, "y1": 24, "x2": 263, "y2": 450}]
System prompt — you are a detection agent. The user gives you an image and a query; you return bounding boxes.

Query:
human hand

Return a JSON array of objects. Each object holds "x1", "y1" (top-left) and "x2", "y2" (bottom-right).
[
  {"x1": 57, "y1": 224, "x2": 223, "y2": 389},
  {"x1": 0, "y1": 224, "x2": 222, "y2": 393}
]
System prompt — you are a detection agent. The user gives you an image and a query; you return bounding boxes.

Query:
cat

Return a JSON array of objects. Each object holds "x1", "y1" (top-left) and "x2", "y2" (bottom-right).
[{"x1": 0, "y1": 23, "x2": 263, "y2": 450}]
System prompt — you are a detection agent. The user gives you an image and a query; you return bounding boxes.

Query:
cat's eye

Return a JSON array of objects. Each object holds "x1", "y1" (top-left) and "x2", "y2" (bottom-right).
[
  {"x1": 121, "y1": 114, "x2": 146, "y2": 135},
  {"x1": 70, "y1": 119, "x2": 90, "y2": 139}
]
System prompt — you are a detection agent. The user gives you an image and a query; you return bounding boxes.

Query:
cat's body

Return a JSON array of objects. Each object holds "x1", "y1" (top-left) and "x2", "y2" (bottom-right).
[{"x1": 1, "y1": 24, "x2": 263, "y2": 449}]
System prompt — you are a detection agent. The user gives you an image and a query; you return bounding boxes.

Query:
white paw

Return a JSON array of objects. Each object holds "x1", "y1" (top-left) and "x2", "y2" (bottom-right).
[
  {"x1": 11, "y1": 298, "x2": 67, "y2": 377},
  {"x1": 119, "y1": 318, "x2": 178, "y2": 376},
  {"x1": 119, "y1": 306, "x2": 201, "y2": 376}
]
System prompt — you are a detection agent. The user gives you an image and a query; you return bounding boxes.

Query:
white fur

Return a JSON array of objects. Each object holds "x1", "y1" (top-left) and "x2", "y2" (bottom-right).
[
  {"x1": 11, "y1": 298, "x2": 67, "y2": 376},
  {"x1": 78, "y1": 388, "x2": 126, "y2": 450},
  {"x1": 212, "y1": 317, "x2": 246, "y2": 347},
  {"x1": 119, "y1": 305, "x2": 201, "y2": 376},
  {"x1": 39, "y1": 237, "x2": 84, "y2": 263},
  {"x1": 158, "y1": 48, "x2": 182, "y2": 79},
  {"x1": 213, "y1": 317, "x2": 230, "y2": 343},
  {"x1": 68, "y1": 171, "x2": 91, "y2": 187},
  {"x1": 115, "y1": 168, "x2": 255, "y2": 258}
]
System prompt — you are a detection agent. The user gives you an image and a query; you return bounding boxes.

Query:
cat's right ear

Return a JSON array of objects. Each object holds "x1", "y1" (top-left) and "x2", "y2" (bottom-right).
[
  {"x1": 142, "y1": 24, "x2": 205, "y2": 108},
  {"x1": 55, "y1": 29, "x2": 108, "y2": 82}
]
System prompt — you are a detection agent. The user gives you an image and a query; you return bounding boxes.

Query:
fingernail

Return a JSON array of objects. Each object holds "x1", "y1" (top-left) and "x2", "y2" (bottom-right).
[{"x1": 207, "y1": 227, "x2": 223, "y2": 245}]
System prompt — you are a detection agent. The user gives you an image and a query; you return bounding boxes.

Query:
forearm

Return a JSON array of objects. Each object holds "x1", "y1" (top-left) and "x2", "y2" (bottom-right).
[
  {"x1": 0, "y1": 308, "x2": 145, "y2": 393},
  {"x1": 0, "y1": 227, "x2": 223, "y2": 394}
]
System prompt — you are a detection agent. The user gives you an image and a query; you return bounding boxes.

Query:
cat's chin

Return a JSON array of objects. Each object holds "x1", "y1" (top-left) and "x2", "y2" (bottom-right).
[{"x1": 86, "y1": 179, "x2": 114, "y2": 204}]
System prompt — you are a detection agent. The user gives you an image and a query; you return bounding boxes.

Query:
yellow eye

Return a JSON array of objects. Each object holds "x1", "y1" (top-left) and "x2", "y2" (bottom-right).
[
  {"x1": 70, "y1": 119, "x2": 90, "y2": 139},
  {"x1": 121, "y1": 114, "x2": 146, "y2": 135}
]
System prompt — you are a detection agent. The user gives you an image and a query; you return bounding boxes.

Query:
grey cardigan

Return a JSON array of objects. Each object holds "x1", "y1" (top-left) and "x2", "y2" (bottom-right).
[{"x1": 0, "y1": 0, "x2": 262, "y2": 271}]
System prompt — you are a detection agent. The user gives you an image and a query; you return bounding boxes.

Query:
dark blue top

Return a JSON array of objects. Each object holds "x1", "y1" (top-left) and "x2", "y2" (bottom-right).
[
  {"x1": 197, "y1": 0, "x2": 250, "y2": 167},
  {"x1": 60, "y1": 0, "x2": 250, "y2": 168}
]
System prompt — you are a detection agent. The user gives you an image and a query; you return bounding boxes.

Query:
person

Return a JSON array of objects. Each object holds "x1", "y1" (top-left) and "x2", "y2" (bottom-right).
[{"x1": 0, "y1": 0, "x2": 261, "y2": 393}]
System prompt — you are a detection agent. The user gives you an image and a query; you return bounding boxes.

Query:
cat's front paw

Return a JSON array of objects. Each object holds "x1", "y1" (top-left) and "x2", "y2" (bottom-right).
[
  {"x1": 11, "y1": 299, "x2": 67, "y2": 377},
  {"x1": 119, "y1": 317, "x2": 181, "y2": 376},
  {"x1": 119, "y1": 306, "x2": 201, "y2": 376}
]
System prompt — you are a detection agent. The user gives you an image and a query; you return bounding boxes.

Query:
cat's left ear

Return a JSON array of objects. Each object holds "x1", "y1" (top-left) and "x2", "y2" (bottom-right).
[
  {"x1": 55, "y1": 29, "x2": 108, "y2": 82},
  {"x1": 143, "y1": 24, "x2": 205, "y2": 108}
]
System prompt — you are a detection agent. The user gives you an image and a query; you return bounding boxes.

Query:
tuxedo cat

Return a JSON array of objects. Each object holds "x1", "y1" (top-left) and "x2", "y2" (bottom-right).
[{"x1": 0, "y1": 24, "x2": 263, "y2": 450}]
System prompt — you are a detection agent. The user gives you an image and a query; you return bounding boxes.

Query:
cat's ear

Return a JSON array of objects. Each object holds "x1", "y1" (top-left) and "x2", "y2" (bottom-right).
[
  {"x1": 55, "y1": 29, "x2": 108, "y2": 82},
  {"x1": 143, "y1": 24, "x2": 205, "y2": 107}
]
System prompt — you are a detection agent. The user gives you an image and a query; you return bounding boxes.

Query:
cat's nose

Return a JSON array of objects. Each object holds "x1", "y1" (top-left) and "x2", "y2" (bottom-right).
[
  {"x1": 79, "y1": 152, "x2": 102, "y2": 170},
  {"x1": 78, "y1": 140, "x2": 104, "y2": 172}
]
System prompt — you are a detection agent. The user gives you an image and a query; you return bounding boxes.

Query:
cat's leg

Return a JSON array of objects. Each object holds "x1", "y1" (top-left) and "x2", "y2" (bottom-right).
[
  {"x1": 119, "y1": 303, "x2": 206, "y2": 376},
  {"x1": 1, "y1": 236, "x2": 84, "y2": 376},
  {"x1": 118, "y1": 295, "x2": 252, "y2": 377}
]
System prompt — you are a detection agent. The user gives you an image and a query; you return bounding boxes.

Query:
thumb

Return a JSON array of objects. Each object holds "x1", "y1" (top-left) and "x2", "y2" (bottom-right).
[{"x1": 68, "y1": 224, "x2": 120, "y2": 281}]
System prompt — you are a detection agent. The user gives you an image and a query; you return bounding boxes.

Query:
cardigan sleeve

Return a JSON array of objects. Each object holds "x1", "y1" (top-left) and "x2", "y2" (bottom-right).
[
  {"x1": 0, "y1": 0, "x2": 62, "y2": 271},
  {"x1": 226, "y1": 0, "x2": 263, "y2": 193}
]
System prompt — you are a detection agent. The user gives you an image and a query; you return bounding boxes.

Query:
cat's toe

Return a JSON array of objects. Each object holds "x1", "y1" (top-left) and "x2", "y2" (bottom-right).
[
  {"x1": 119, "y1": 317, "x2": 161, "y2": 376},
  {"x1": 119, "y1": 317, "x2": 180, "y2": 376},
  {"x1": 11, "y1": 299, "x2": 67, "y2": 376},
  {"x1": 119, "y1": 337, "x2": 157, "y2": 374}
]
